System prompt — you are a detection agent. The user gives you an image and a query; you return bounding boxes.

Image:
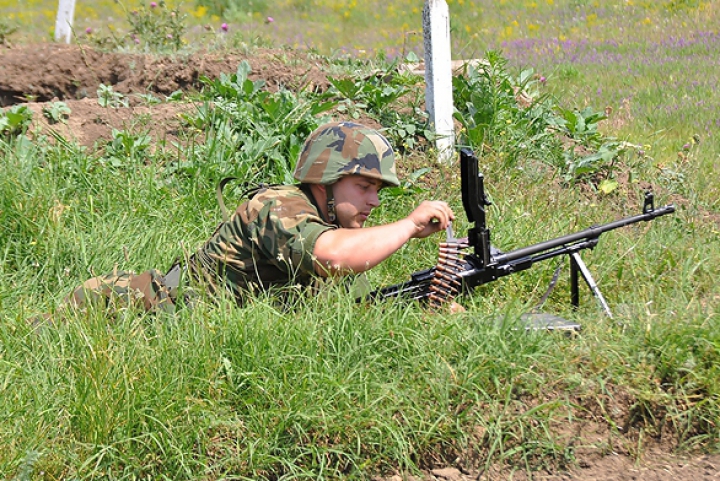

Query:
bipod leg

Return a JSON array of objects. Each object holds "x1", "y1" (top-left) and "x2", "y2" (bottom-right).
[{"x1": 569, "y1": 252, "x2": 613, "y2": 318}]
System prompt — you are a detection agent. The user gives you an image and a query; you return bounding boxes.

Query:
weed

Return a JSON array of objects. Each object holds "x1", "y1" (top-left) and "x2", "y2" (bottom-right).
[
  {"x1": 136, "y1": 93, "x2": 163, "y2": 106},
  {"x1": 79, "y1": 0, "x2": 188, "y2": 53},
  {"x1": 0, "y1": 105, "x2": 33, "y2": 139},
  {"x1": 180, "y1": 61, "x2": 335, "y2": 184},
  {"x1": 97, "y1": 84, "x2": 128, "y2": 109},
  {"x1": 328, "y1": 64, "x2": 429, "y2": 151},
  {"x1": 126, "y1": 0, "x2": 187, "y2": 52},
  {"x1": 453, "y1": 51, "x2": 562, "y2": 169},
  {"x1": 42, "y1": 101, "x2": 71, "y2": 124},
  {"x1": 549, "y1": 106, "x2": 642, "y2": 183},
  {"x1": 1, "y1": 2, "x2": 719, "y2": 478},
  {"x1": 101, "y1": 129, "x2": 152, "y2": 168}
]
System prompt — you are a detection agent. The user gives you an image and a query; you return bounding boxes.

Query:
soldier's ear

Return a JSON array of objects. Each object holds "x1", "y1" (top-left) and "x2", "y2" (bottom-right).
[{"x1": 308, "y1": 183, "x2": 327, "y2": 203}]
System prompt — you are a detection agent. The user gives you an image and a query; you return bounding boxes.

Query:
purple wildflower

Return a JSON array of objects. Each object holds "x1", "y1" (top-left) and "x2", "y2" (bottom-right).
[
  {"x1": 266, "y1": 16, "x2": 274, "y2": 23},
  {"x1": 85, "y1": 27, "x2": 93, "y2": 34},
  {"x1": 221, "y1": 23, "x2": 228, "y2": 31},
  {"x1": 150, "y1": 2, "x2": 157, "y2": 8}
]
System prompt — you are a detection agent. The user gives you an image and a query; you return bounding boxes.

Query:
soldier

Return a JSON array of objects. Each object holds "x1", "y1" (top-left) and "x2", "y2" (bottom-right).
[{"x1": 64, "y1": 121, "x2": 455, "y2": 313}]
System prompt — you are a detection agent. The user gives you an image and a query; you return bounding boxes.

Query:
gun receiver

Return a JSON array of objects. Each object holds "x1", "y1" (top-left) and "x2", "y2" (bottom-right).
[{"x1": 369, "y1": 148, "x2": 676, "y2": 319}]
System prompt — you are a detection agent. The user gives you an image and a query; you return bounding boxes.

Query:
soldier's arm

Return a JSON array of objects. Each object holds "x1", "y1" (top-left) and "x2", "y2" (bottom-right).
[{"x1": 312, "y1": 200, "x2": 454, "y2": 276}]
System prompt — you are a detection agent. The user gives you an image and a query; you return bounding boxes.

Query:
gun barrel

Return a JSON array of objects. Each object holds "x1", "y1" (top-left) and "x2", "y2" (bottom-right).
[{"x1": 494, "y1": 204, "x2": 676, "y2": 264}]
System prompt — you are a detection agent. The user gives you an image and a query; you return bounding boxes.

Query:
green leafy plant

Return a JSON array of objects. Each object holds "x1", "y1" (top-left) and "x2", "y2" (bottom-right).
[
  {"x1": 551, "y1": 106, "x2": 606, "y2": 145},
  {"x1": 453, "y1": 51, "x2": 561, "y2": 167},
  {"x1": 42, "y1": 102, "x2": 72, "y2": 124},
  {"x1": 166, "y1": 90, "x2": 185, "y2": 102},
  {"x1": 101, "y1": 129, "x2": 152, "y2": 167},
  {"x1": 136, "y1": 93, "x2": 162, "y2": 106},
  {"x1": 549, "y1": 106, "x2": 640, "y2": 183},
  {"x1": 328, "y1": 65, "x2": 429, "y2": 151},
  {"x1": 97, "y1": 84, "x2": 128, "y2": 108},
  {"x1": 201, "y1": 60, "x2": 266, "y2": 100},
  {"x1": 127, "y1": 0, "x2": 187, "y2": 52},
  {"x1": 380, "y1": 167, "x2": 431, "y2": 198},
  {"x1": 452, "y1": 51, "x2": 641, "y2": 184},
  {"x1": 0, "y1": 105, "x2": 33, "y2": 139},
  {"x1": 82, "y1": 0, "x2": 188, "y2": 52},
  {"x1": 181, "y1": 61, "x2": 335, "y2": 184}
]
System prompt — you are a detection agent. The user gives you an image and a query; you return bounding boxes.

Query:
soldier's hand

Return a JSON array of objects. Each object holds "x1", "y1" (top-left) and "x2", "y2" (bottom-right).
[{"x1": 407, "y1": 201, "x2": 455, "y2": 239}]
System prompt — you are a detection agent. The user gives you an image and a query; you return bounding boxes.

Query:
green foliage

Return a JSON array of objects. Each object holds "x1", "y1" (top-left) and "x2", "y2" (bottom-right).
[
  {"x1": 41, "y1": 101, "x2": 71, "y2": 124},
  {"x1": 453, "y1": 52, "x2": 641, "y2": 184},
  {"x1": 80, "y1": 0, "x2": 187, "y2": 52},
  {"x1": 101, "y1": 129, "x2": 152, "y2": 167},
  {"x1": 136, "y1": 93, "x2": 163, "y2": 106},
  {"x1": 183, "y1": 61, "x2": 335, "y2": 184},
  {"x1": 1, "y1": 5, "x2": 719, "y2": 476},
  {"x1": 381, "y1": 167, "x2": 432, "y2": 198},
  {"x1": 127, "y1": 0, "x2": 187, "y2": 52},
  {"x1": 549, "y1": 106, "x2": 640, "y2": 183},
  {"x1": 97, "y1": 84, "x2": 128, "y2": 108},
  {"x1": 328, "y1": 65, "x2": 430, "y2": 151},
  {"x1": 329, "y1": 70, "x2": 409, "y2": 115},
  {"x1": 453, "y1": 51, "x2": 562, "y2": 168},
  {"x1": 0, "y1": 105, "x2": 33, "y2": 139}
]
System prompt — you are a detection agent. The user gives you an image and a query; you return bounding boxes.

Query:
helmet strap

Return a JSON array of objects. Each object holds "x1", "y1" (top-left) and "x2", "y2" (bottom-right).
[{"x1": 326, "y1": 185, "x2": 337, "y2": 224}]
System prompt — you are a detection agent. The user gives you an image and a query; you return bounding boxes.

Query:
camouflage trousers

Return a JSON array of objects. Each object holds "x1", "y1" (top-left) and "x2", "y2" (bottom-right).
[{"x1": 65, "y1": 267, "x2": 179, "y2": 314}]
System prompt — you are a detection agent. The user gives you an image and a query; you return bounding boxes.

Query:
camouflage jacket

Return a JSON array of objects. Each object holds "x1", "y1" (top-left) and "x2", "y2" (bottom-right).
[{"x1": 190, "y1": 184, "x2": 336, "y2": 301}]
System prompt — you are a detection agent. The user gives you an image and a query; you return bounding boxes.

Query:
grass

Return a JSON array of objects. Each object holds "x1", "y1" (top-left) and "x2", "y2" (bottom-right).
[{"x1": 1, "y1": 0, "x2": 720, "y2": 479}]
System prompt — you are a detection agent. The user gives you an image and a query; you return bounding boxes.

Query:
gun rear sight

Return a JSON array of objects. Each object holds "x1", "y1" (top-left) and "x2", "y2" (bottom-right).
[{"x1": 460, "y1": 148, "x2": 493, "y2": 265}]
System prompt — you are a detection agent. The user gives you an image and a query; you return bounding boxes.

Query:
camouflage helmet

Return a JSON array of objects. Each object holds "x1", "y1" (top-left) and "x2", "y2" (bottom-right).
[{"x1": 293, "y1": 121, "x2": 400, "y2": 187}]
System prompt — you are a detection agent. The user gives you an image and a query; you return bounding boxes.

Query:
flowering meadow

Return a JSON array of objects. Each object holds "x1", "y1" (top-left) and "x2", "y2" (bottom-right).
[{"x1": 5, "y1": 0, "x2": 718, "y2": 143}]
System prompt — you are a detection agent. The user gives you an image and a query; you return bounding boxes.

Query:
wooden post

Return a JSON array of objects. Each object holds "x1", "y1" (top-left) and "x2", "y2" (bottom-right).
[
  {"x1": 423, "y1": 0, "x2": 455, "y2": 163},
  {"x1": 55, "y1": 0, "x2": 77, "y2": 44}
]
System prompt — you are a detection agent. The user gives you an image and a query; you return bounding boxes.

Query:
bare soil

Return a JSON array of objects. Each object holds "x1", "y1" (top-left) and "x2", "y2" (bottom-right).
[
  {"x1": 1, "y1": 43, "x2": 718, "y2": 480},
  {"x1": 0, "y1": 42, "x2": 333, "y2": 147}
]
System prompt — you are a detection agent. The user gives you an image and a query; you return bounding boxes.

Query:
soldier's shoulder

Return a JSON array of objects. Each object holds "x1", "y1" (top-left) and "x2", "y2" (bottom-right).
[
  {"x1": 246, "y1": 184, "x2": 314, "y2": 213},
  {"x1": 255, "y1": 184, "x2": 305, "y2": 200}
]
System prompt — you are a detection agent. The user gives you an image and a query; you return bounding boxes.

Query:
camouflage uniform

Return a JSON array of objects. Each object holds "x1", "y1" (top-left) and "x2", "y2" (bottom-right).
[
  {"x1": 64, "y1": 267, "x2": 176, "y2": 314},
  {"x1": 189, "y1": 184, "x2": 336, "y2": 301},
  {"x1": 62, "y1": 121, "x2": 399, "y2": 312}
]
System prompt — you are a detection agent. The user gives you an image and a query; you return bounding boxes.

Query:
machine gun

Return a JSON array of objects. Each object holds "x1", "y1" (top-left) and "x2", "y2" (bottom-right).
[{"x1": 368, "y1": 149, "x2": 675, "y2": 327}]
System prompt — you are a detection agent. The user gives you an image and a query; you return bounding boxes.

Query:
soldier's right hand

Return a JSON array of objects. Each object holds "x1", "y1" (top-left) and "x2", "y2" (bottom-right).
[{"x1": 406, "y1": 201, "x2": 455, "y2": 239}]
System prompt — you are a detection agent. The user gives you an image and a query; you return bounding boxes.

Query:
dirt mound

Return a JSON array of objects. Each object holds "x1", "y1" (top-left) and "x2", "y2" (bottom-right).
[
  {"x1": 0, "y1": 43, "x2": 333, "y2": 147},
  {"x1": 0, "y1": 43, "x2": 330, "y2": 104}
]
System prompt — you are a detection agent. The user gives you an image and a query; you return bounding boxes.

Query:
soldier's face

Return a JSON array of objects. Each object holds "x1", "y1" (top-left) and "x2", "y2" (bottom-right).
[{"x1": 332, "y1": 175, "x2": 383, "y2": 228}]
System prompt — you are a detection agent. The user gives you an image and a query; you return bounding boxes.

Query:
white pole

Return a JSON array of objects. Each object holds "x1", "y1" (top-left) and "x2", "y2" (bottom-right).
[
  {"x1": 55, "y1": 0, "x2": 77, "y2": 44},
  {"x1": 422, "y1": 0, "x2": 455, "y2": 163}
]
